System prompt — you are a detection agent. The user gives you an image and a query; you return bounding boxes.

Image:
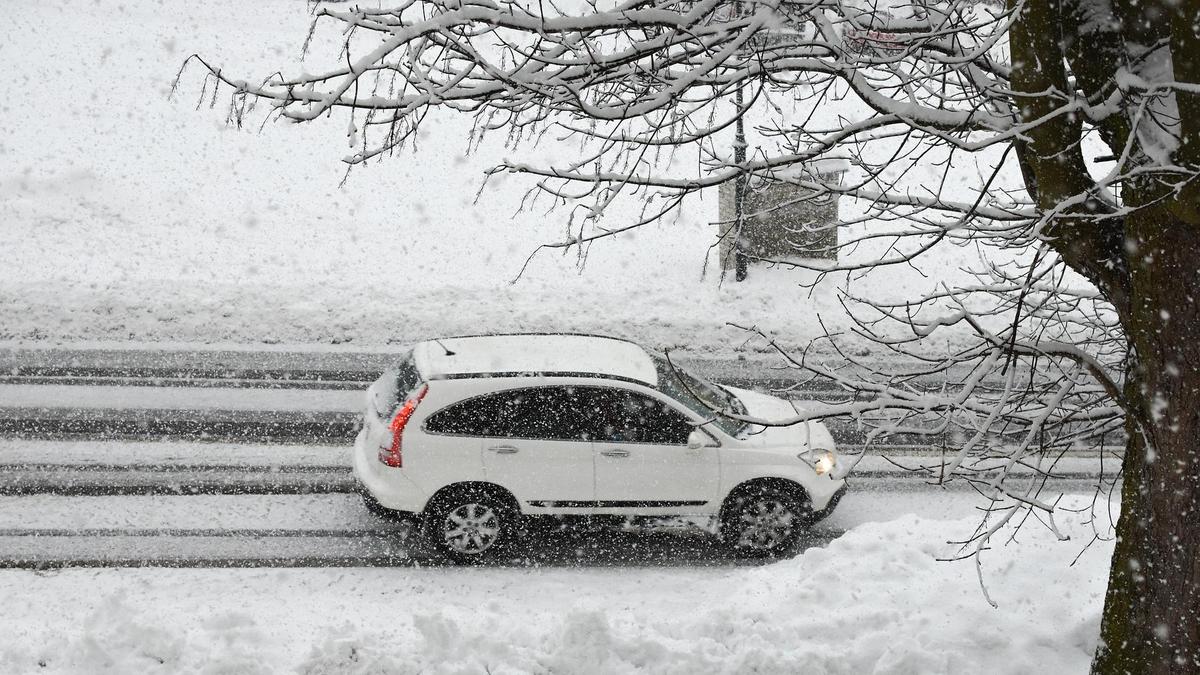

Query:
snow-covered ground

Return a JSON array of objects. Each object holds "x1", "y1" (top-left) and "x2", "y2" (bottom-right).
[
  {"x1": 0, "y1": 500, "x2": 1111, "y2": 674},
  {"x1": 0, "y1": 0, "x2": 1025, "y2": 355},
  {"x1": 0, "y1": 436, "x2": 1116, "y2": 672}
]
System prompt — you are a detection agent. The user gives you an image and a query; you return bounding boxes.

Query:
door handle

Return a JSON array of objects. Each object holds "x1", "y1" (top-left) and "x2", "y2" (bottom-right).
[
  {"x1": 488, "y1": 444, "x2": 520, "y2": 454},
  {"x1": 600, "y1": 449, "x2": 631, "y2": 458}
]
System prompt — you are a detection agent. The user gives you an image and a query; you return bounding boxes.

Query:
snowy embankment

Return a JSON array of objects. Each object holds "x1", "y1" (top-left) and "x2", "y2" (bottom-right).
[{"x1": 1, "y1": 502, "x2": 1110, "y2": 674}]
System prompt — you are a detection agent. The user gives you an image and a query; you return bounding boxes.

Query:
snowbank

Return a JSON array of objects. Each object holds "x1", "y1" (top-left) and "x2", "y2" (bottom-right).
[{"x1": 0, "y1": 507, "x2": 1111, "y2": 674}]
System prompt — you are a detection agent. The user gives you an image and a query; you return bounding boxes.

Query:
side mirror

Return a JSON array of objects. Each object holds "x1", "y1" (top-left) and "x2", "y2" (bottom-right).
[{"x1": 687, "y1": 430, "x2": 712, "y2": 449}]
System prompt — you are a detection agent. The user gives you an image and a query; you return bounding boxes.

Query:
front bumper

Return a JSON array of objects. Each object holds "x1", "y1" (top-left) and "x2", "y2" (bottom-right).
[{"x1": 807, "y1": 482, "x2": 847, "y2": 524}]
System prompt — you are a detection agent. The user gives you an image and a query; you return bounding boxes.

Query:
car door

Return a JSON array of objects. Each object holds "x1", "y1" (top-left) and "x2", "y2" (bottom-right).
[
  {"x1": 588, "y1": 387, "x2": 721, "y2": 507},
  {"x1": 426, "y1": 385, "x2": 597, "y2": 508}
]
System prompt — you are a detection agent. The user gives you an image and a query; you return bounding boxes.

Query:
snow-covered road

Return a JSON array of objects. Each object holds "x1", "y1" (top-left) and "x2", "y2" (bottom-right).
[
  {"x1": 0, "y1": 490, "x2": 951, "y2": 567},
  {"x1": 0, "y1": 439, "x2": 1102, "y2": 568},
  {"x1": 0, "y1": 381, "x2": 1053, "y2": 450}
]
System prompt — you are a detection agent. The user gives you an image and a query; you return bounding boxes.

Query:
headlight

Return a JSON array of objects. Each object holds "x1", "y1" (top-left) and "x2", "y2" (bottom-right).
[{"x1": 800, "y1": 449, "x2": 838, "y2": 476}]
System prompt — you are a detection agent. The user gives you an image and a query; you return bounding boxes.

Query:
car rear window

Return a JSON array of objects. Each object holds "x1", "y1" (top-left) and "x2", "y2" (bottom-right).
[{"x1": 372, "y1": 351, "x2": 423, "y2": 417}]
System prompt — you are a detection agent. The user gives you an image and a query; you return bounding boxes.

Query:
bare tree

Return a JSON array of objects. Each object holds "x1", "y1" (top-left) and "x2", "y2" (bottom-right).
[{"x1": 179, "y1": 0, "x2": 1200, "y2": 669}]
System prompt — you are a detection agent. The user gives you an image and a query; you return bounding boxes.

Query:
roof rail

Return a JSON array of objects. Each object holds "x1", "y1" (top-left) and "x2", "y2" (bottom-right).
[
  {"x1": 422, "y1": 331, "x2": 645, "y2": 347},
  {"x1": 431, "y1": 370, "x2": 658, "y2": 389}
]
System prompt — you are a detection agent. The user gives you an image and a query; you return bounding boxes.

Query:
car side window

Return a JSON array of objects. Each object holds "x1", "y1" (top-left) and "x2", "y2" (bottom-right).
[
  {"x1": 585, "y1": 388, "x2": 694, "y2": 445},
  {"x1": 424, "y1": 386, "x2": 594, "y2": 441},
  {"x1": 424, "y1": 391, "x2": 508, "y2": 436}
]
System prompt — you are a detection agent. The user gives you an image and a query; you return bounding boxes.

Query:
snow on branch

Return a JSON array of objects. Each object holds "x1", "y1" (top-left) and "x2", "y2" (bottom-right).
[{"x1": 177, "y1": 0, "x2": 1041, "y2": 234}]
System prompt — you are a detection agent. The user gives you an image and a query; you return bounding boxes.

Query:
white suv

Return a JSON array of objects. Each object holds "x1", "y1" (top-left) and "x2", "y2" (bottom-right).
[{"x1": 353, "y1": 333, "x2": 847, "y2": 562}]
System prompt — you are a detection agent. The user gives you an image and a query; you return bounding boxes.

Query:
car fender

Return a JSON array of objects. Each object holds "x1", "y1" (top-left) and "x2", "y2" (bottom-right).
[{"x1": 718, "y1": 450, "x2": 844, "y2": 511}]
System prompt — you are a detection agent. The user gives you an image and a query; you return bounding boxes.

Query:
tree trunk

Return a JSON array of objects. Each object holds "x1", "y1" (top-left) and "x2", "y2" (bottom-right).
[{"x1": 1093, "y1": 207, "x2": 1200, "y2": 673}]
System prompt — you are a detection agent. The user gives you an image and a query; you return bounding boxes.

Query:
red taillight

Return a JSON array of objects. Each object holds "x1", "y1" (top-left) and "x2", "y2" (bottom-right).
[{"x1": 379, "y1": 384, "x2": 428, "y2": 468}]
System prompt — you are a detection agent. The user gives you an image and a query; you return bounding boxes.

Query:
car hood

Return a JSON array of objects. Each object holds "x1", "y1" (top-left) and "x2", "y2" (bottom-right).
[{"x1": 723, "y1": 385, "x2": 837, "y2": 452}]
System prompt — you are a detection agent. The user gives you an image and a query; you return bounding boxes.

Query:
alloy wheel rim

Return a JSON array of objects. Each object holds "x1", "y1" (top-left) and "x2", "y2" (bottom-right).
[
  {"x1": 737, "y1": 498, "x2": 796, "y2": 550},
  {"x1": 443, "y1": 503, "x2": 501, "y2": 554}
]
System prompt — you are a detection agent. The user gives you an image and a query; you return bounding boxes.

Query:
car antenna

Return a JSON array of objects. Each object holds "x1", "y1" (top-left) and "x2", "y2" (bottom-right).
[{"x1": 434, "y1": 339, "x2": 456, "y2": 356}]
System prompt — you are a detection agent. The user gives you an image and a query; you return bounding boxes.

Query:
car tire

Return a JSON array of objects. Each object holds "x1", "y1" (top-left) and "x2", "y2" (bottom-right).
[
  {"x1": 422, "y1": 488, "x2": 516, "y2": 565},
  {"x1": 720, "y1": 486, "x2": 812, "y2": 559}
]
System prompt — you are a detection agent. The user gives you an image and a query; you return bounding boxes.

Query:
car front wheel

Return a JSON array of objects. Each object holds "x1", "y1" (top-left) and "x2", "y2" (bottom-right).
[
  {"x1": 721, "y1": 487, "x2": 811, "y2": 558},
  {"x1": 423, "y1": 490, "x2": 515, "y2": 564}
]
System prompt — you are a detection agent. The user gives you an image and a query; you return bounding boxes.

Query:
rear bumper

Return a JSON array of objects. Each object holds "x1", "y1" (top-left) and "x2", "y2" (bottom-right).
[
  {"x1": 352, "y1": 429, "x2": 430, "y2": 513},
  {"x1": 359, "y1": 487, "x2": 421, "y2": 522}
]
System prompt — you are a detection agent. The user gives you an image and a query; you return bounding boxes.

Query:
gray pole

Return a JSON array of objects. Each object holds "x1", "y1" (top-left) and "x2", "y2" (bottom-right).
[{"x1": 733, "y1": 78, "x2": 748, "y2": 281}]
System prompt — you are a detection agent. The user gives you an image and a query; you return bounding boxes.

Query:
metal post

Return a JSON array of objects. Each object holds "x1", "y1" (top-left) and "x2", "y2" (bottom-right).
[{"x1": 733, "y1": 81, "x2": 748, "y2": 282}]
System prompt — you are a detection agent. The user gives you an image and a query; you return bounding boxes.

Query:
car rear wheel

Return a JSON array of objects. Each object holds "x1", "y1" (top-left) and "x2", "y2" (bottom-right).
[
  {"x1": 423, "y1": 490, "x2": 515, "y2": 564},
  {"x1": 721, "y1": 487, "x2": 811, "y2": 558}
]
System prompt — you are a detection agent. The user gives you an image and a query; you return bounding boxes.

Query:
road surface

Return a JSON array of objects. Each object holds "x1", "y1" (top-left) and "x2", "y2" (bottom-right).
[
  {"x1": 0, "y1": 438, "x2": 1106, "y2": 568},
  {"x1": 0, "y1": 347, "x2": 1115, "y2": 568}
]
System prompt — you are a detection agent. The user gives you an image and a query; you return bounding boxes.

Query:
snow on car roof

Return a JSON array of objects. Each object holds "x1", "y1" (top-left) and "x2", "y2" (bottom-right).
[{"x1": 412, "y1": 334, "x2": 659, "y2": 387}]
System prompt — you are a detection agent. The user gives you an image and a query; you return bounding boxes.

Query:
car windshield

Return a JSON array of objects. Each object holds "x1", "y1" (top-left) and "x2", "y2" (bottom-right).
[{"x1": 650, "y1": 354, "x2": 747, "y2": 436}]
